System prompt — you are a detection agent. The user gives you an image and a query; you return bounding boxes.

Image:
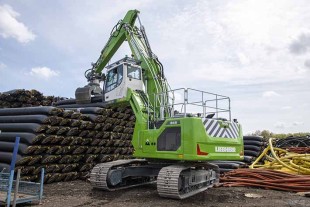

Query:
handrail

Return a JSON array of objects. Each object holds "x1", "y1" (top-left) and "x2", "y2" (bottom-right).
[{"x1": 152, "y1": 88, "x2": 231, "y2": 122}]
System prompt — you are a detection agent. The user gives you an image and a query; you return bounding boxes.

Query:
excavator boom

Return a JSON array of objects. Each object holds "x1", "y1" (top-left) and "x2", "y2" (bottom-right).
[
  {"x1": 75, "y1": 10, "x2": 169, "y2": 117},
  {"x1": 93, "y1": 10, "x2": 139, "y2": 73}
]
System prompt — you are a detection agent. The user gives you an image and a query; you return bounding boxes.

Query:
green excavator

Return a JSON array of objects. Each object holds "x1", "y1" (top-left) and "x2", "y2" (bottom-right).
[{"x1": 75, "y1": 10, "x2": 243, "y2": 199}]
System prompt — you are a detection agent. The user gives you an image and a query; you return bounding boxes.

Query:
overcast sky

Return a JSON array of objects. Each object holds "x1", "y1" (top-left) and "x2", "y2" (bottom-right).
[{"x1": 0, "y1": 0, "x2": 309, "y2": 134}]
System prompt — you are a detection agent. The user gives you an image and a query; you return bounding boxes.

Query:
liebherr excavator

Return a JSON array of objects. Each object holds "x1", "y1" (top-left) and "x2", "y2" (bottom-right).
[{"x1": 75, "y1": 10, "x2": 243, "y2": 199}]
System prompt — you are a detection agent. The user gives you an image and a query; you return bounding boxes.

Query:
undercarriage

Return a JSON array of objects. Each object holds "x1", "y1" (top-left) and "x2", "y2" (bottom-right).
[{"x1": 90, "y1": 159, "x2": 219, "y2": 199}]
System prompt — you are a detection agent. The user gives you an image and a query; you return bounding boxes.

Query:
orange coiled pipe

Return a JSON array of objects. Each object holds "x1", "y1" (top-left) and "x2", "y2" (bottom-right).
[{"x1": 220, "y1": 168, "x2": 310, "y2": 192}]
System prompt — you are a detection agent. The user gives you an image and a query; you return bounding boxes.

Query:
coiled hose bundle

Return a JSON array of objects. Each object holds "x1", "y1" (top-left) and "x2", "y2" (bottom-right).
[
  {"x1": 250, "y1": 138, "x2": 310, "y2": 175},
  {"x1": 275, "y1": 135, "x2": 310, "y2": 148},
  {"x1": 220, "y1": 168, "x2": 310, "y2": 192}
]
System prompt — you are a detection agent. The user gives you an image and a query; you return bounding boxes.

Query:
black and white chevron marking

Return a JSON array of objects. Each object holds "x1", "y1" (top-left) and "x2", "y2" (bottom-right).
[{"x1": 202, "y1": 118, "x2": 239, "y2": 139}]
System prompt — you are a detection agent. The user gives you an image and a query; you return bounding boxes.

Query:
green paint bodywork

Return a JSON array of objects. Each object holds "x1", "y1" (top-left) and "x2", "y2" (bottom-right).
[
  {"x1": 133, "y1": 117, "x2": 243, "y2": 161},
  {"x1": 123, "y1": 89, "x2": 244, "y2": 161}
]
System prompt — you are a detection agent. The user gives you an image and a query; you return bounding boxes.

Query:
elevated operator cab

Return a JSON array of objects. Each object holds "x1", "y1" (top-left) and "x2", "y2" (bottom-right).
[
  {"x1": 104, "y1": 57, "x2": 144, "y2": 102},
  {"x1": 75, "y1": 57, "x2": 144, "y2": 104}
]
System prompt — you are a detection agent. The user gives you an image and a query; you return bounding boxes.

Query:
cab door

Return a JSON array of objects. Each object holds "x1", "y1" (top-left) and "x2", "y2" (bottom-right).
[{"x1": 105, "y1": 64, "x2": 125, "y2": 101}]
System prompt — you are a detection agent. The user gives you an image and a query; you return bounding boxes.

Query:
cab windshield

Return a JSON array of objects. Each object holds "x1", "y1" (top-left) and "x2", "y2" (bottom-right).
[{"x1": 105, "y1": 65, "x2": 123, "y2": 92}]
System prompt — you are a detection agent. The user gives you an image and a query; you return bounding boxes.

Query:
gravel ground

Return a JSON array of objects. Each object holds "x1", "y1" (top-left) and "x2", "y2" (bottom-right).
[{"x1": 18, "y1": 180, "x2": 310, "y2": 207}]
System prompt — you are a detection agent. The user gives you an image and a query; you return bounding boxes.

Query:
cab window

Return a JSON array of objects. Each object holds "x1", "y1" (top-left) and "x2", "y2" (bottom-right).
[
  {"x1": 105, "y1": 65, "x2": 123, "y2": 92},
  {"x1": 127, "y1": 66, "x2": 141, "y2": 80}
]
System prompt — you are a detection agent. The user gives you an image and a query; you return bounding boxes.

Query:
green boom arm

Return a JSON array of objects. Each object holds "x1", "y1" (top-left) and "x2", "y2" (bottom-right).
[
  {"x1": 91, "y1": 10, "x2": 170, "y2": 117},
  {"x1": 93, "y1": 10, "x2": 139, "y2": 72}
]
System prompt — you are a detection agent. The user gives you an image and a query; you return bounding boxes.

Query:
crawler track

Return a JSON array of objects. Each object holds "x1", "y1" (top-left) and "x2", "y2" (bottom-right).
[
  {"x1": 91, "y1": 160, "x2": 219, "y2": 199},
  {"x1": 157, "y1": 164, "x2": 219, "y2": 199},
  {"x1": 90, "y1": 159, "x2": 155, "y2": 191}
]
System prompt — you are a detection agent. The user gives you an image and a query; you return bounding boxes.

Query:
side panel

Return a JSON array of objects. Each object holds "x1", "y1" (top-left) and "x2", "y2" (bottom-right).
[{"x1": 133, "y1": 117, "x2": 243, "y2": 161}]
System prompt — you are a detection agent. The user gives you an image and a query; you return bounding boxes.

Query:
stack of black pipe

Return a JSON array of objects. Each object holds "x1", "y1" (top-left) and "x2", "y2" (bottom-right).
[
  {"x1": 0, "y1": 89, "x2": 65, "y2": 108},
  {"x1": 243, "y1": 136, "x2": 266, "y2": 163},
  {"x1": 0, "y1": 105, "x2": 135, "y2": 183},
  {"x1": 77, "y1": 106, "x2": 135, "y2": 162}
]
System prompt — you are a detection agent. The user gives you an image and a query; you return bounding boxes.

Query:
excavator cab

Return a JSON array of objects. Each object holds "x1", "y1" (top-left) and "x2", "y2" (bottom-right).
[
  {"x1": 75, "y1": 57, "x2": 144, "y2": 104},
  {"x1": 104, "y1": 57, "x2": 144, "y2": 102}
]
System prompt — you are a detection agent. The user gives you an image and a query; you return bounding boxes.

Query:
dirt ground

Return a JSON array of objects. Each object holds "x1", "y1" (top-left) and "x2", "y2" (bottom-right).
[{"x1": 17, "y1": 180, "x2": 309, "y2": 207}]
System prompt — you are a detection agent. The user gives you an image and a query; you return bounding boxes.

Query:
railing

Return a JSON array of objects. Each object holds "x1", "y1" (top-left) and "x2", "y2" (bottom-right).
[{"x1": 153, "y1": 88, "x2": 231, "y2": 122}]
